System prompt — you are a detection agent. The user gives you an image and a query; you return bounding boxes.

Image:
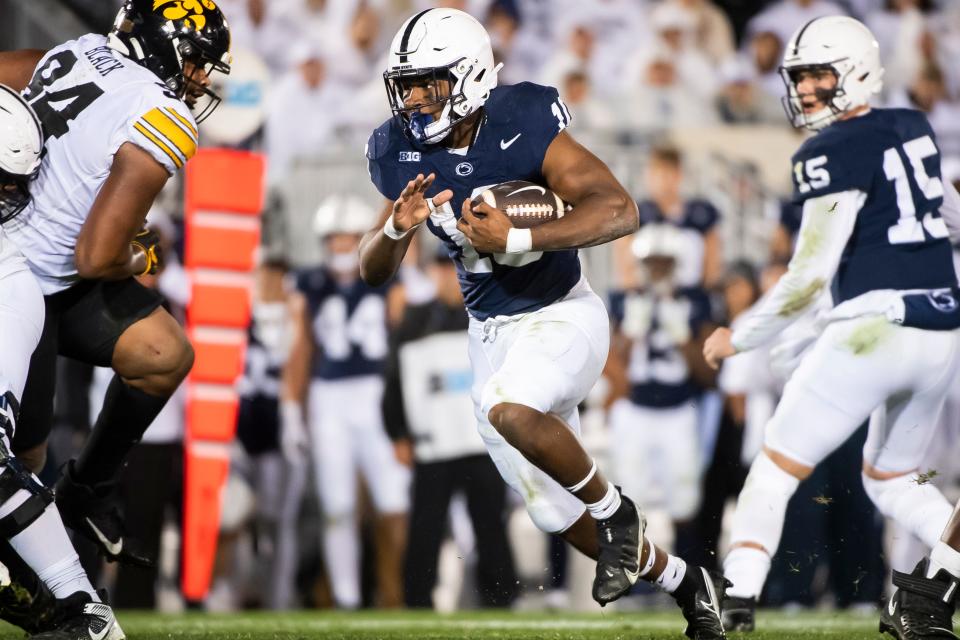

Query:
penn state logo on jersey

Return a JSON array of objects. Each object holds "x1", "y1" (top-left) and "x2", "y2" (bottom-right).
[
  {"x1": 296, "y1": 268, "x2": 389, "y2": 380},
  {"x1": 791, "y1": 108, "x2": 956, "y2": 301},
  {"x1": 367, "y1": 82, "x2": 580, "y2": 321}
]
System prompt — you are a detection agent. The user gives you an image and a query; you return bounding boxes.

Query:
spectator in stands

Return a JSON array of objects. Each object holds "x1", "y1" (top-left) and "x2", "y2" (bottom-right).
[
  {"x1": 264, "y1": 44, "x2": 343, "y2": 183},
  {"x1": 748, "y1": 31, "x2": 788, "y2": 105},
  {"x1": 746, "y1": 0, "x2": 849, "y2": 48},
  {"x1": 559, "y1": 70, "x2": 616, "y2": 134},
  {"x1": 715, "y1": 55, "x2": 784, "y2": 124},
  {"x1": 382, "y1": 247, "x2": 517, "y2": 610},
  {"x1": 221, "y1": 0, "x2": 297, "y2": 75},
  {"x1": 865, "y1": 0, "x2": 930, "y2": 96},
  {"x1": 615, "y1": 146, "x2": 723, "y2": 290},
  {"x1": 886, "y1": 61, "x2": 960, "y2": 156},
  {"x1": 622, "y1": 3, "x2": 719, "y2": 102},
  {"x1": 538, "y1": 24, "x2": 596, "y2": 96},
  {"x1": 660, "y1": 0, "x2": 736, "y2": 63}
]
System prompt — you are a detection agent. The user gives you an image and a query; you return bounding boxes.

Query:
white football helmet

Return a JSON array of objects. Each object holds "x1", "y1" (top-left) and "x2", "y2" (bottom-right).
[
  {"x1": 0, "y1": 84, "x2": 43, "y2": 223},
  {"x1": 780, "y1": 16, "x2": 884, "y2": 131},
  {"x1": 384, "y1": 8, "x2": 502, "y2": 145},
  {"x1": 632, "y1": 223, "x2": 686, "y2": 264},
  {"x1": 313, "y1": 194, "x2": 377, "y2": 239}
]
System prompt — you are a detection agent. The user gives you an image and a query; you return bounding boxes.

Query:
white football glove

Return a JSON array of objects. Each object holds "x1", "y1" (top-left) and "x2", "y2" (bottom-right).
[
  {"x1": 280, "y1": 401, "x2": 309, "y2": 466},
  {"x1": 658, "y1": 298, "x2": 692, "y2": 345}
]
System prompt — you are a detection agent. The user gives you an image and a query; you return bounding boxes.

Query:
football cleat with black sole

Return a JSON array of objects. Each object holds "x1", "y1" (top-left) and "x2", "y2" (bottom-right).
[
  {"x1": 721, "y1": 595, "x2": 757, "y2": 632},
  {"x1": 880, "y1": 558, "x2": 959, "y2": 640},
  {"x1": 54, "y1": 461, "x2": 153, "y2": 567},
  {"x1": 672, "y1": 565, "x2": 729, "y2": 640},
  {"x1": 592, "y1": 492, "x2": 644, "y2": 605},
  {"x1": 30, "y1": 590, "x2": 125, "y2": 640}
]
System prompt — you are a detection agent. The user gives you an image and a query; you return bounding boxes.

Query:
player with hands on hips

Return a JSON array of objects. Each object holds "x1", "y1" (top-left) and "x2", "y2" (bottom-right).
[
  {"x1": 363, "y1": 8, "x2": 728, "y2": 638},
  {"x1": 701, "y1": 16, "x2": 960, "y2": 635}
]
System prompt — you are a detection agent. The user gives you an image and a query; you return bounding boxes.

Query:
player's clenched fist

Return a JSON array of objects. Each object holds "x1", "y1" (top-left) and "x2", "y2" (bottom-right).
[
  {"x1": 703, "y1": 326, "x2": 736, "y2": 370},
  {"x1": 391, "y1": 172, "x2": 453, "y2": 233},
  {"x1": 131, "y1": 227, "x2": 162, "y2": 276}
]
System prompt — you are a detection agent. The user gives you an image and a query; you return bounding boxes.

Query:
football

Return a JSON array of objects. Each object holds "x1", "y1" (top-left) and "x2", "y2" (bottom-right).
[{"x1": 471, "y1": 180, "x2": 568, "y2": 229}]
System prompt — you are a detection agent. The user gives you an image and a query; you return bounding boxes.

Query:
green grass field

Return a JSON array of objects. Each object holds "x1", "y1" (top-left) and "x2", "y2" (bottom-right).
[{"x1": 0, "y1": 609, "x2": 911, "y2": 639}]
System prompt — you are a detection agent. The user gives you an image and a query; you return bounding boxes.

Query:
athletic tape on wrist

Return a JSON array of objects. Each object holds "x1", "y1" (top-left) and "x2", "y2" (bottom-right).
[{"x1": 505, "y1": 228, "x2": 533, "y2": 254}]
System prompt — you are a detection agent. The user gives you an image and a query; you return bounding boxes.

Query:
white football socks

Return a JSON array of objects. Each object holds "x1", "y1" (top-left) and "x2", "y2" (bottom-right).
[
  {"x1": 724, "y1": 452, "x2": 800, "y2": 598},
  {"x1": 585, "y1": 482, "x2": 621, "y2": 521},
  {"x1": 928, "y1": 542, "x2": 960, "y2": 580},
  {"x1": 656, "y1": 554, "x2": 687, "y2": 594},
  {"x1": 724, "y1": 547, "x2": 771, "y2": 599},
  {"x1": 862, "y1": 472, "x2": 953, "y2": 549},
  {"x1": 322, "y1": 515, "x2": 360, "y2": 609},
  {"x1": 1, "y1": 482, "x2": 97, "y2": 600}
]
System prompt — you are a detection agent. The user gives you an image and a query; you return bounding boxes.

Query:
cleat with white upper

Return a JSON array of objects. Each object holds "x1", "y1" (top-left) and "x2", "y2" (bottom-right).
[{"x1": 30, "y1": 591, "x2": 124, "y2": 640}]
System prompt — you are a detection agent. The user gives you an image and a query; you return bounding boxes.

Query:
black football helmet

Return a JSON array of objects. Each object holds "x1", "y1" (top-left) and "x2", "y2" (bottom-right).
[{"x1": 108, "y1": 0, "x2": 231, "y2": 122}]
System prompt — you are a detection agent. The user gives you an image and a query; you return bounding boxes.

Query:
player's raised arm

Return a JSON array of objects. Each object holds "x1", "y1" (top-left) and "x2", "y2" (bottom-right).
[
  {"x1": 358, "y1": 173, "x2": 452, "y2": 286},
  {"x1": 0, "y1": 49, "x2": 45, "y2": 91},
  {"x1": 74, "y1": 142, "x2": 168, "y2": 280},
  {"x1": 531, "y1": 130, "x2": 639, "y2": 250}
]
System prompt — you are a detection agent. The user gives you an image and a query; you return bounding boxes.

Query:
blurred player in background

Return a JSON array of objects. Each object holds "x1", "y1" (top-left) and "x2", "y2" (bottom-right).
[
  {"x1": 283, "y1": 194, "x2": 409, "y2": 609},
  {"x1": 605, "y1": 224, "x2": 716, "y2": 549},
  {"x1": 0, "y1": 84, "x2": 123, "y2": 639},
  {"x1": 703, "y1": 15, "x2": 960, "y2": 633},
  {"x1": 361, "y1": 8, "x2": 727, "y2": 637},
  {"x1": 615, "y1": 146, "x2": 723, "y2": 290},
  {"x1": 0, "y1": 0, "x2": 230, "y2": 572}
]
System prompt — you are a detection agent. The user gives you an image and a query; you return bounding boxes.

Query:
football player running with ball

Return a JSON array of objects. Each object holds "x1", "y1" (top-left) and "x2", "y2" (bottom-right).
[
  {"x1": 0, "y1": 0, "x2": 230, "y2": 576},
  {"x1": 703, "y1": 16, "x2": 960, "y2": 633},
  {"x1": 362, "y1": 8, "x2": 726, "y2": 638}
]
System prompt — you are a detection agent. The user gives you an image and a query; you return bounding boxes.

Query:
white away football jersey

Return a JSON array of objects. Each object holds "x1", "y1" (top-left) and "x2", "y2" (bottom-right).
[{"x1": 7, "y1": 33, "x2": 198, "y2": 294}]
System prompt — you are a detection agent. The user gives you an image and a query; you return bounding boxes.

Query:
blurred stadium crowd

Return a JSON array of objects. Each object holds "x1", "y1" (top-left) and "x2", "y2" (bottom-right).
[{"x1": 28, "y1": 0, "x2": 960, "y2": 615}]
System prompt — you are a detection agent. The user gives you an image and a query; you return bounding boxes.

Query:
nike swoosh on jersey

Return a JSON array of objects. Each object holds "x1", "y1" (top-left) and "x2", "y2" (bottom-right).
[
  {"x1": 500, "y1": 133, "x2": 521, "y2": 150},
  {"x1": 86, "y1": 518, "x2": 123, "y2": 557},
  {"x1": 506, "y1": 185, "x2": 547, "y2": 198}
]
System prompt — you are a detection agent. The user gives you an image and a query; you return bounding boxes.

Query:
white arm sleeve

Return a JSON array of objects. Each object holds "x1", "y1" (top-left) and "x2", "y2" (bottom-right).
[{"x1": 731, "y1": 189, "x2": 866, "y2": 352}]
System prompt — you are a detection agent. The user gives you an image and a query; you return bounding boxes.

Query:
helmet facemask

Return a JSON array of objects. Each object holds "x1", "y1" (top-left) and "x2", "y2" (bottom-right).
[
  {"x1": 174, "y1": 39, "x2": 232, "y2": 123},
  {"x1": 384, "y1": 61, "x2": 473, "y2": 145},
  {"x1": 0, "y1": 170, "x2": 37, "y2": 223},
  {"x1": 780, "y1": 63, "x2": 852, "y2": 131}
]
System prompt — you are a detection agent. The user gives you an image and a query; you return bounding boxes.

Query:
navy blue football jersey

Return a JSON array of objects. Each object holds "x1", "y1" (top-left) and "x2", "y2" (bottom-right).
[
  {"x1": 637, "y1": 199, "x2": 719, "y2": 234},
  {"x1": 367, "y1": 82, "x2": 581, "y2": 321},
  {"x1": 296, "y1": 268, "x2": 390, "y2": 380},
  {"x1": 791, "y1": 108, "x2": 956, "y2": 302},
  {"x1": 609, "y1": 287, "x2": 712, "y2": 408}
]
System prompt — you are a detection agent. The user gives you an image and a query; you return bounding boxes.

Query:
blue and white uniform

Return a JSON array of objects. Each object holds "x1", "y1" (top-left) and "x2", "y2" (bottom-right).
[
  {"x1": 296, "y1": 267, "x2": 410, "y2": 607},
  {"x1": 731, "y1": 108, "x2": 960, "y2": 479},
  {"x1": 368, "y1": 83, "x2": 608, "y2": 533},
  {"x1": 637, "y1": 200, "x2": 719, "y2": 287},
  {"x1": 607, "y1": 287, "x2": 711, "y2": 520}
]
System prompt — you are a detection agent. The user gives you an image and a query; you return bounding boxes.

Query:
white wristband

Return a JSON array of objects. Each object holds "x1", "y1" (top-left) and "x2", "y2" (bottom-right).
[
  {"x1": 505, "y1": 227, "x2": 533, "y2": 254},
  {"x1": 383, "y1": 214, "x2": 417, "y2": 240}
]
